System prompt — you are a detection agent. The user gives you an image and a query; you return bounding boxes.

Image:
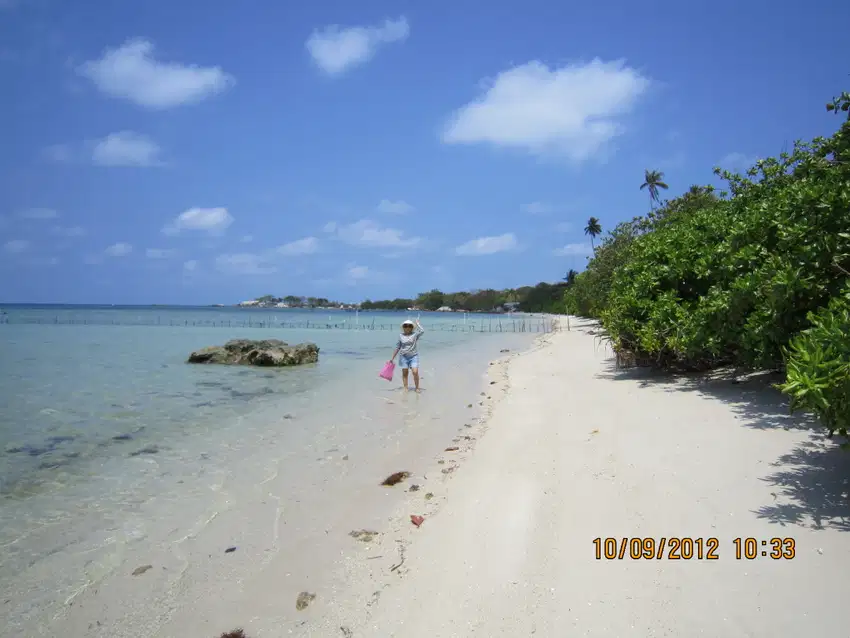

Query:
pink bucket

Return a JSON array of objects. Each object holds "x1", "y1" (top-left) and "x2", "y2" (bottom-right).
[{"x1": 379, "y1": 360, "x2": 395, "y2": 381}]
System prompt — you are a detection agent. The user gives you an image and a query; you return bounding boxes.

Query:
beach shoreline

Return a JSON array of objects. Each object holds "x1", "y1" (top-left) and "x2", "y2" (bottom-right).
[
  {"x1": 282, "y1": 316, "x2": 847, "y2": 638},
  {"x1": 2, "y1": 315, "x2": 542, "y2": 637}
]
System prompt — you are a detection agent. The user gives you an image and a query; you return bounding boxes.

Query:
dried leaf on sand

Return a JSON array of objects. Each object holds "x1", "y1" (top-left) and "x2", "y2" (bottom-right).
[{"x1": 349, "y1": 529, "x2": 379, "y2": 543}]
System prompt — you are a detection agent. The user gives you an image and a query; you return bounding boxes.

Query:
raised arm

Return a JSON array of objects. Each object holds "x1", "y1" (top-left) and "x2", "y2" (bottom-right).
[{"x1": 415, "y1": 319, "x2": 425, "y2": 335}]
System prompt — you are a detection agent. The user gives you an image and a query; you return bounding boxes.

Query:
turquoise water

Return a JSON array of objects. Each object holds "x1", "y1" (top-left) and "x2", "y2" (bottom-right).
[
  {"x1": 0, "y1": 305, "x2": 549, "y2": 634},
  {"x1": 0, "y1": 306, "x2": 548, "y2": 496}
]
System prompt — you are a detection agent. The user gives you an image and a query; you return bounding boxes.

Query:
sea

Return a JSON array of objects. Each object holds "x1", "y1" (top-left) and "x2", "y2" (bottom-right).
[{"x1": 0, "y1": 304, "x2": 552, "y2": 635}]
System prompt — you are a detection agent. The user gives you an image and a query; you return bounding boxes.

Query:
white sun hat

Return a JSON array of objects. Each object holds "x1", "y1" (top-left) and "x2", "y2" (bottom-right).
[{"x1": 402, "y1": 319, "x2": 415, "y2": 327}]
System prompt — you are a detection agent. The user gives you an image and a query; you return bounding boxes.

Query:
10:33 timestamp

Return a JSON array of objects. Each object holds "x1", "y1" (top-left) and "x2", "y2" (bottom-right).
[{"x1": 734, "y1": 537, "x2": 795, "y2": 560}]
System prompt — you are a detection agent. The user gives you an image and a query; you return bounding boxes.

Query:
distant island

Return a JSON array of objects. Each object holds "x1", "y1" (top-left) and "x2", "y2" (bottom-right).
[{"x1": 231, "y1": 281, "x2": 567, "y2": 314}]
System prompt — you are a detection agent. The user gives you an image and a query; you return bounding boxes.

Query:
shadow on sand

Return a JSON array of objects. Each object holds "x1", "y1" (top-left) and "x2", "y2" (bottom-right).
[{"x1": 595, "y1": 358, "x2": 850, "y2": 533}]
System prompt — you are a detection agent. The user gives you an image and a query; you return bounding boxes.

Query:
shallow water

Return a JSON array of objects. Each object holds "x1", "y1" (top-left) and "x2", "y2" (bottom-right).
[{"x1": 0, "y1": 305, "x2": 542, "y2": 634}]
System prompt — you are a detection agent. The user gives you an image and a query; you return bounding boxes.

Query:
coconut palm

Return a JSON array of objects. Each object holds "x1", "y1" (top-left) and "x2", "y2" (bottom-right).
[
  {"x1": 640, "y1": 169, "x2": 669, "y2": 210},
  {"x1": 563, "y1": 269, "x2": 579, "y2": 286},
  {"x1": 584, "y1": 217, "x2": 602, "y2": 249}
]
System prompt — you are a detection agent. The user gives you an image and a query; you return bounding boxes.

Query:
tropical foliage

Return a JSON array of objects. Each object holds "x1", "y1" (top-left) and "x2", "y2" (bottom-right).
[
  {"x1": 362, "y1": 281, "x2": 568, "y2": 313},
  {"x1": 563, "y1": 93, "x2": 850, "y2": 436}
]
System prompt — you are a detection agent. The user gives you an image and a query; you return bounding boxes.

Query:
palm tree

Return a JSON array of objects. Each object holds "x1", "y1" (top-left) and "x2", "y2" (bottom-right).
[
  {"x1": 584, "y1": 217, "x2": 602, "y2": 249},
  {"x1": 562, "y1": 269, "x2": 578, "y2": 286},
  {"x1": 640, "y1": 169, "x2": 669, "y2": 210}
]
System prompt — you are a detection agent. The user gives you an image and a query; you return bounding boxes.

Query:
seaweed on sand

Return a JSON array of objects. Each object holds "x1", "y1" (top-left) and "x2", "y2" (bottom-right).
[{"x1": 381, "y1": 471, "x2": 410, "y2": 486}]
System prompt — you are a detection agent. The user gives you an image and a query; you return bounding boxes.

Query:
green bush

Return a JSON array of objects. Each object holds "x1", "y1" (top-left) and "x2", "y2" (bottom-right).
[
  {"x1": 777, "y1": 286, "x2": 850, "y2": 437},
  {"x1": 563, "y1": 92, "x2": 850, "y2": 433}
]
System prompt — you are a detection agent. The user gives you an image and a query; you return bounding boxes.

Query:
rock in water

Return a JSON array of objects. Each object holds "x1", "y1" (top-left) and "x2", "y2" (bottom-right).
[{"x1": 187, "y1": 339, "x2": 320, "y2": 367}]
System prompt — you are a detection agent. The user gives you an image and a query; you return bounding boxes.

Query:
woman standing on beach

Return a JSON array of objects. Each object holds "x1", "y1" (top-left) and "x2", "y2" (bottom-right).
[{"x1": 390, "y1": 319, "x2": 425, "y2": 392}]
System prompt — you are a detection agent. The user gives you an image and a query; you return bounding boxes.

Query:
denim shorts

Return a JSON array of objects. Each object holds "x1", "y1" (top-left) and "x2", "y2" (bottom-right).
[{"x1": 398, "y1": 353, "x2": 420, "y2": 369}]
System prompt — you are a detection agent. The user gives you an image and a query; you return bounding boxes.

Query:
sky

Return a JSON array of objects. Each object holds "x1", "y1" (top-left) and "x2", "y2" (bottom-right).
[{"x1": 0, "y1": 0, "x2": 848, "y2": 305}]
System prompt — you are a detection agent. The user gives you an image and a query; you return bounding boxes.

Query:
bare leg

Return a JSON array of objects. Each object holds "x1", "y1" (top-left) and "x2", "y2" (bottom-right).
[
  {"x1": 412, "y1": 368, "x2": 420, "y2": 392},
  {"x1": 402, "y1": 368, "x2": 409, "y2": 390}
]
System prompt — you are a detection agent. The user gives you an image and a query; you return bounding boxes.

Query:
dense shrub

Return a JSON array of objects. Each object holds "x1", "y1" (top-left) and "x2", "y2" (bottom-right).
[
  {"x1": 564, "y1": 93, "x2": 850, "y2": 433},
  {"x1": 777, "y1": 285, "x2": 850, "y2": 437}
]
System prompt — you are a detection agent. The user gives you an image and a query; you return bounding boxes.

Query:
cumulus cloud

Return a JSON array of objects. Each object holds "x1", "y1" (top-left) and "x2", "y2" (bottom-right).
[
  {"x1": 17, "y1": 208, "x2": 58, "y2": 220},
  {"x1": 92, "y1": 131, "x2": 163, "y2": 167},
  {"x1": 3, "y1": 239, "x2": 30, "y2": 254},
  {"x1": 327, "y1": 219, "x2": 420, "y2": 248},
  {"x1": 347, "y1": 264, "x2": 369, "y2": 281},
  {"x1": 442, "y1": 59, "x2": 650, "y2": 162},
  {"x1": 455, "y1": 233, "x2": 518, "y2": 256},
  {"x1": 277, "y1": 236, "x2": 319, "y2": 256},
  {"x1": 553, "y1": 242, "x2": 592, "y2": 256},
  {"x1": 215, "y1": 253, "x2": 276, "y2": 275},
  {"x1": 162, "y1": 207, "x2": 233, "y2": 235},
  {"x1": 306, "y1": 17, "x2": 409, "y2": 75},
  {"x1": 377, "y1": 199, "x2": 415, "y2": 215},
  {"x1": 522, "y1": 201, "x2": 551, "y2": 215},
  {"x1": 105, "y1": 242, "x2": 133, "y2": 257},
  {"x1": 77, "y1": 38, "x2": 235, "y2": 109}
]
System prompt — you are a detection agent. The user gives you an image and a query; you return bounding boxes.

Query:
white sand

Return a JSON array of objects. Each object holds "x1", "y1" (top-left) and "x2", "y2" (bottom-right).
[{"x1": 291, "y1": 317, "x2": 849, "y2": 638}]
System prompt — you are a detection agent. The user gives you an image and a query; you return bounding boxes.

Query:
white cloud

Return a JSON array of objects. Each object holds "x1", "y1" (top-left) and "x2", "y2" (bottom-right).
[
  {"x1": 92, "y1": 131, "x2": 162, "y2": 167},
  {"x1": 322, "y1": 221, "x2": 338, "y2": 233},
  {"x1": 329, "y1": 219, "x2": 420, "y2": 248},
  {"x1": 377, "y1": 199, "x2": 415, "y2": 215},
  {"x1": 77, "y1": 38, "x2": 235, "y2": 109},
  {"x1": 162, "y1": 207, "x2": 233, "y2": 235},
  {"x1": 183, "y1": 259, "x2": 198, "y2": 272},
  {"x1": 554, "y1": 242, "x2": 592, "y2": 256},
  {"x1": 3, "y1": 239, "x2": 30, "y2": 254},
  {"x1": 347, "y1": 264, "x2": 369, "y2": 281},
  {"x1": 306, "y1": 17, "x2": 409, "y2": 75},
  {"x1": 719, "y1": 152, "x2": 758, "y2": 170},
  {"x1": 18, "y1": 208, "x2": 58, "y2": 220},
  {"x1": 442, "y1": 59, "x2": 650, "y2": 162},
  {"x1": 105, "y1": 242, "x2": 133, "y2": 257},
  {"x1": 455, "y1": 233, "x2": 518, "y2": 256},
  {"x1": 523, "y1": 201, "x2": 551, "y2": 215},
  {"x1": 51, "y1": 225, "x2": 86, "y2": 237},
  {"x1": 215, "y1": 253, "x2": 276, "y2": 275},
  {"x1": 277, "y1": 236, "x2": 319, "y2": 256},
  {"x1": 145, "y1": 248, "x2": 174, "y2": 259}
]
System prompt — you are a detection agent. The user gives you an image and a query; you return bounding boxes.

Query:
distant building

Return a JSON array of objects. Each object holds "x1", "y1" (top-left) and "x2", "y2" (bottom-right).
[
  {"x1": 436, "y1": 305, "x2": 452, "y2": 312},
  {"x1": 239, "y1": 300, "x2": 260, "y2": 307}
]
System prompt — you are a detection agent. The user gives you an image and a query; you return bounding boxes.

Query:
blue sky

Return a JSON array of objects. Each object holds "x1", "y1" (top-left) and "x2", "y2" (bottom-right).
[{"x1": 0, "y1": 0, "x2": 847, "y2": 305}]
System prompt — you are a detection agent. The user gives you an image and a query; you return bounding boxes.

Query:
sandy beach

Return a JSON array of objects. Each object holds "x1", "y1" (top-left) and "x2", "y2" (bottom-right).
[{"x1": 281, "y1": 316, "x2": 849, "y2": 638}]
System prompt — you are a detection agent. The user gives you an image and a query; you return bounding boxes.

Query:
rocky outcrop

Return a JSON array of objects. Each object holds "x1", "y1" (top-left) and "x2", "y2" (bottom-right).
[{"x1": 187, "y1": 339, "x2": 319, "y2": 367}]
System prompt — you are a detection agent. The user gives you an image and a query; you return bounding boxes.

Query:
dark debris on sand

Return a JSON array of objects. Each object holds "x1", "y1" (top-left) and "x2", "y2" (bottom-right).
[
  {"x1": 218, "y1": 630, "x2": 247, "y2": 638},
  {"x1": 381, "y1": 471, "x2": 410, "y2": 486}
]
